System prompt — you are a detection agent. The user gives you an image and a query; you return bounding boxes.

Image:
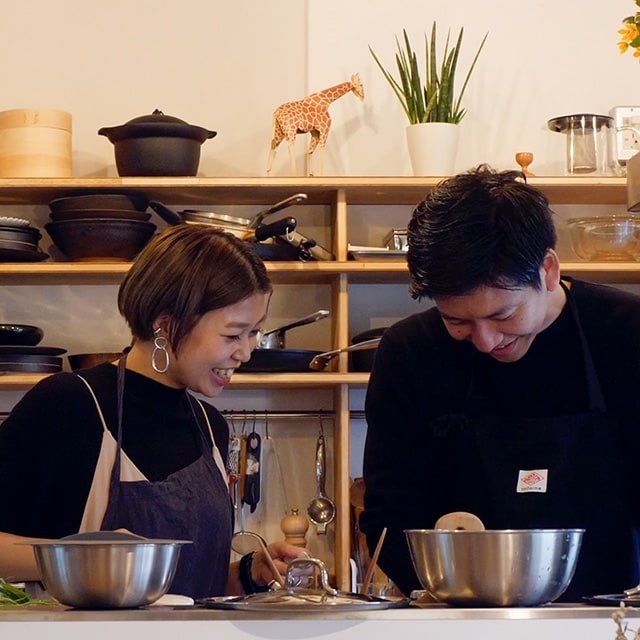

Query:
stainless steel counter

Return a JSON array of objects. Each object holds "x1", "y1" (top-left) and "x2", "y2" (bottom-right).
[{"x1": 1, "y1": 603, "x2": 638, "y2": 640}]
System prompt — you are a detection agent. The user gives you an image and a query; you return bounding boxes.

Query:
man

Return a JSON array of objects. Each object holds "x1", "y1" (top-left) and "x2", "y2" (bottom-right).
[{"x1": 360, "y1": 166, "x2": 640, "y2": 601}]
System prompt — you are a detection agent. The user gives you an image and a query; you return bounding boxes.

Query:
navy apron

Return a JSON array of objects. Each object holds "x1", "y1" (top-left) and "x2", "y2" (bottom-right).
[
  {"x1": 428, "y1": 282, "x2": 638, "y2": 601},
  {"x1": 100, "y1": 355, "x2": 233, "y2": 599}
]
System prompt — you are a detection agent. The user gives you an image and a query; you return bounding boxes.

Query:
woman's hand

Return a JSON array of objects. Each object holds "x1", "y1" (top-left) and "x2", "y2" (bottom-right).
[{"x1": 251, "y1": 540, "x2": 308, "y2": 588}]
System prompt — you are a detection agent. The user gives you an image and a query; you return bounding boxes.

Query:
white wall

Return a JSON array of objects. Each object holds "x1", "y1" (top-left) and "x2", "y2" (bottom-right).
[
  {"x1": 5, "y1": 1, "x2": 637, "y2": 177},
  {"x1": 307, "y1": 0, "x2": 639, "y2": 177}
]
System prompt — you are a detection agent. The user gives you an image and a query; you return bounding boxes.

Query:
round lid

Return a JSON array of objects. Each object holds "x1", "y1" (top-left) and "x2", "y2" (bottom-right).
[
  {"x1": 124, "y1": 109, "x2": 191, "y2": 126},
  {"x1": 547, "y1": 113, "x2": 614, "y2": 133},
  {"x1": 98, "y1": 109, "x2": 217, "y2": 143}
]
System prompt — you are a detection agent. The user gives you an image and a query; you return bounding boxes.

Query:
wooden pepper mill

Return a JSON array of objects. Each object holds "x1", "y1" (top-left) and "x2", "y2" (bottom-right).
[{"x1": 280, "y1": 508, "x2": 309, "y2": 547}]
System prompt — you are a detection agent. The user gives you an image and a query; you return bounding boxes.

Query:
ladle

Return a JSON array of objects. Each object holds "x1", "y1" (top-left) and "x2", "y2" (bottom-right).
[
  {"x1": 232, "y1": 530, "x2": 284, "y2": 588},
  {"x1": 308, "y1": 338, "x2": 381, "y2": 371},
  {"x1": 306, "y1": 425, "x2": 336, "y2": 534}
]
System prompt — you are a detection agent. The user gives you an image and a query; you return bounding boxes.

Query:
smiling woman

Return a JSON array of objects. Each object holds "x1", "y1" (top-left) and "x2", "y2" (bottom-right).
[{"x1": 0, "y1": 225, "x2": 308, "y2": 601}]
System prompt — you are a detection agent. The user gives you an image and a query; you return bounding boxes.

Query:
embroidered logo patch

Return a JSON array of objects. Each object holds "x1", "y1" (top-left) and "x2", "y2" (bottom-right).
[{"x1": 516, "y1": 469, "x2": 548, "y2": 493}]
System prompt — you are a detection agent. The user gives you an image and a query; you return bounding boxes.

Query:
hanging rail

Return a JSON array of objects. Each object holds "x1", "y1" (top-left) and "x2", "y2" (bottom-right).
[
  {"x1": 220, "y1": 409, "x2": 365, "y2": 420},
  {"x1": 0, "y1": 409, "x2": 367, "y2": 422}
]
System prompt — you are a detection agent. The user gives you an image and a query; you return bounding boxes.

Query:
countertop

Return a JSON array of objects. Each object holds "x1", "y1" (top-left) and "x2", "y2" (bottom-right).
[{"x1": 1, "y1": 603, "x2": 638, "y2": 640}]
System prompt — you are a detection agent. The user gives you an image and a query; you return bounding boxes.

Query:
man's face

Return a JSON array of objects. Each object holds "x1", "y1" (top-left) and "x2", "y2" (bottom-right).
[
  {"x1": 435, "y1": 285, "x2": 552, "y2": 362},
  {"x1": 433, "y1": 254, "x2": 565, "y2": 363}
]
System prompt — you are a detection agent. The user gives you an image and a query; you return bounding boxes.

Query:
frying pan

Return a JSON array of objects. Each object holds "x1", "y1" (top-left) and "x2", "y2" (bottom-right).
[
  {"x1": 238, "y1": 347, "x2": 322, "y2": 373},
  {"x1": 239, "y1": 310, "x2": 330, "y2": 371},
  {"x1": 0, "y1": 353, "x2": 63, "y2": 373},
  {"x1": 239, "y1": 339, "x2": 382, "y2": 373},
  {"x1": 148, "y1": 198, "x2": 303, "y2": 260}
]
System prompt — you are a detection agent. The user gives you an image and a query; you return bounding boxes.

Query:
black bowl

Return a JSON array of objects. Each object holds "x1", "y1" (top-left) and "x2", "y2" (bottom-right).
[
  {"x1": 45, "y1": 219, "x2": 157, "y2": 262},
  {"x1": 49, "y1": 193, "x2": 149, "y2": 213},
  {"x1": 0, "y1": 324, "x2": 44, "y2": 346}
]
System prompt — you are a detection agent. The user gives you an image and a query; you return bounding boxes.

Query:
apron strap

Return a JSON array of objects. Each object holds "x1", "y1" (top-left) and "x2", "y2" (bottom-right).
[{"x1": 560, "y1": 280, "x2": 606, "y2": 411}]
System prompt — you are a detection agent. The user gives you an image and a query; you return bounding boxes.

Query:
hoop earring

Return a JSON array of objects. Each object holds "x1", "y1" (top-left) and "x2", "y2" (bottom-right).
[{"x1": 151, "y1": 328, "x2": 170, "y2": 374}]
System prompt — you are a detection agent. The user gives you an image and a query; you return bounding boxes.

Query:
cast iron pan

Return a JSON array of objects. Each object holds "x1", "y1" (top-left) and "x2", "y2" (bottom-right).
[
  {"x1": 0, "y1": 354, "x2": 63, "y2": 373},
  {"x1": 239, "y1": 348, "x2": 322, "y2": 373}
]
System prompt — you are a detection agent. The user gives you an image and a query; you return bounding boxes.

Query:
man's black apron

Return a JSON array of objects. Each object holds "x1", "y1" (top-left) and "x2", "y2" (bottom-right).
[
  {"x1": 429, "y1": 282, "x2": 638, "y2": 601},
  {"x1": 99, "y1": 355, "x2": 233, "y2": 599}
]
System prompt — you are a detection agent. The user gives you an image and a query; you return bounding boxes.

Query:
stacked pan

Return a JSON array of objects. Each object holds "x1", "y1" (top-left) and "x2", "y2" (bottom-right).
[
  {"x1": 0, "y1": 324, "x2": 66, "y2": 373},
  {"x1": 45, "y1": 193, "x2": 156, "y2": 261},
  {"x1": 0, "y1": 216, "x2": 48, "y2": 262}
]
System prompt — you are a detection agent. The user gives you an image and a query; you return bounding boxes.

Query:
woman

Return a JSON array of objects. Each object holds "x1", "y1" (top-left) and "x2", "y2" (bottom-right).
[{"x1": 0, "y1": 224, "x2": 305, "y2": 598}]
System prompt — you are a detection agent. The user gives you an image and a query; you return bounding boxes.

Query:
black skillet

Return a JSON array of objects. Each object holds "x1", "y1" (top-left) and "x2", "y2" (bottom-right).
[{"x1": 238, "y1": 348, "x2": 322, "y2": 373}]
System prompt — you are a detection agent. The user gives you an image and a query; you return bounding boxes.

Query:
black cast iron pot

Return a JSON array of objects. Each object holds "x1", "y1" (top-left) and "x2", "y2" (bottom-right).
[{"x1": 98, "y1": 109, "x2": 217, "y2": 177}]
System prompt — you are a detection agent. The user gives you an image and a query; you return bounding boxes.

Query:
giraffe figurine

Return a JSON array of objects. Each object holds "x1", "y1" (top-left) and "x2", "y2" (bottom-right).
[{"x1": 267, "y1": 73, "x2": 364, "y2": 177}]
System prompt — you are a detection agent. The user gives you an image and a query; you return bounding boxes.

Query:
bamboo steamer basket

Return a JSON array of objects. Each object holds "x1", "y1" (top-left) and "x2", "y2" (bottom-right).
[{"x1": 0, "y1": 109, "x2": 72, "y2": 177}]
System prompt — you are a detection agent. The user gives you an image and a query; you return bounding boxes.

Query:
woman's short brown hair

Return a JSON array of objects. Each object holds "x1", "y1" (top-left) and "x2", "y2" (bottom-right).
[{"x1": 118, "y1": 225, "x2": 271, "y2": 352}]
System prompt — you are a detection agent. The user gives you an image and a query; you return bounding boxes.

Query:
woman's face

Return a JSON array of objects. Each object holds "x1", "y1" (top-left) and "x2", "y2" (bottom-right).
[{"x1": 166, "y1": 292, "x2": 269, "y2": 396}]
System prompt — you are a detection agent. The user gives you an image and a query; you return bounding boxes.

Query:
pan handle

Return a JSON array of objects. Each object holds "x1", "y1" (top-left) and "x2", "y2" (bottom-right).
[
  {"x1": 258, "y1": 309, "x2": 330, "y2": 349},
  {"x1": 248, "y1": 193, "x2": 308, "y2": 229},
  {"x1": 148, "y1": 201, "x2": 184, "y2": 226},
  {"x1": 252, "y1": 216, "x2": 297, "y2": 242},
  {"x1": 308, "y1": 338, "x2": 382, "y2": 370}
]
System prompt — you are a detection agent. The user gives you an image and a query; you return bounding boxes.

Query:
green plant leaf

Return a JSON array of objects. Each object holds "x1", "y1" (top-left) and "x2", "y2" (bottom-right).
[{"x1": 369, "y1": 23, "x2": 487, "y2": 124}]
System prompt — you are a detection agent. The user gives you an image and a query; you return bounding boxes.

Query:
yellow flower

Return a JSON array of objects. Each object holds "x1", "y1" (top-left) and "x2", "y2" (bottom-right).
[
  {"x1": 619, "y1": 23, "x2": 639, "y2": 41},
  {"x1": 618, "y1": 14, "x2": 640, "y2": 61}
]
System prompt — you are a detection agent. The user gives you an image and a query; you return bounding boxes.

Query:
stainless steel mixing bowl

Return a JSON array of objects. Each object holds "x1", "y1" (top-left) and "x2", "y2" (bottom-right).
[
  {"x1": 25, "y1": 532, "x2": 190, "y2": 609},
  {"x1": 405, "y1": 528, "x2": 584, "y2": 607}
]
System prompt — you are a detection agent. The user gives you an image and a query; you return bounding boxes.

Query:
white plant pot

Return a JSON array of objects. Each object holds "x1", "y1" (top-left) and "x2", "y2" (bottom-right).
[{"x1": 406, "y1": 122, "x2": 460, "y2": 176}]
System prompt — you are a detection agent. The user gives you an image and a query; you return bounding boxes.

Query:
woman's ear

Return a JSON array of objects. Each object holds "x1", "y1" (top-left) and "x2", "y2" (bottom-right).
[
  {"x1": 542, "y1": 249, "x2": 561, "y2": 291},
  {"x1": 153, "y1": 314, "x2": 172, "y2": 335}
]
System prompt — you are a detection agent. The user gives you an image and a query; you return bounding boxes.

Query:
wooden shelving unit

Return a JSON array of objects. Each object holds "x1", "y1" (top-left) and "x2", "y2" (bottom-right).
[{"x1": 0, "y1": 175, "x2": 631, "y2": 590}]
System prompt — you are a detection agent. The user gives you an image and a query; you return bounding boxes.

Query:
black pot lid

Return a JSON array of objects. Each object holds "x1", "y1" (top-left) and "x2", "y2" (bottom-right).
[{"x1": 98, "y1": 109, "x2": 217, "y2": 143}]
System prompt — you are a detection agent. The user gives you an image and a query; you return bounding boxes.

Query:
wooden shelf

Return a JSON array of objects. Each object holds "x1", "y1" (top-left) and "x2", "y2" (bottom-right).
[
  {"x1": 0, "y1": 371, "x2": 370, "y2": 391},
  {"x1": 1, "y1": 259, "x2": 640, "y2": 285},
  {"x1": 0, "y1": 175, "x2": 628, "y2": 206}
]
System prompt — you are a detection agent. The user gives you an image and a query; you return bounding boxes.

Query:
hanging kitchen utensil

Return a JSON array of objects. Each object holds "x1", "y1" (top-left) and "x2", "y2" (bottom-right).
[
  {"x1": 227, "y1": 416, "x2": 242, "y2": 514},
  {"x1": 242, "y1": 416, "x2": 262, "y2": 513},
  {"x1": 306, "y1": 418, "x2": 336, "y2": 534}
]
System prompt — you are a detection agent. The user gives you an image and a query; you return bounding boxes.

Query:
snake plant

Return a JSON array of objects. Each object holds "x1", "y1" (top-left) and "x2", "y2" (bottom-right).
[{"x1": 369, "y1": 23, "x2": 487, "y2": 125}]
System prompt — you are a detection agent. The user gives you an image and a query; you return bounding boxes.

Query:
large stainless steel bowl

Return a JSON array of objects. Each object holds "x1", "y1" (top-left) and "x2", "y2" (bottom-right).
[
  {"x1": 405, "y1": 528, "x2": 584, "y2": 607},
  {"x1": 25, "y1": 532, "x2": 190, "y2": 609}
]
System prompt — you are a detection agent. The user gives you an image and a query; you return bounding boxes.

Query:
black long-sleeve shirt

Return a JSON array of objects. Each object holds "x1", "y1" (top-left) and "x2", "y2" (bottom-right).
[{"x1": 0, "y1": 363, "x2": 229, "y2": 539}]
